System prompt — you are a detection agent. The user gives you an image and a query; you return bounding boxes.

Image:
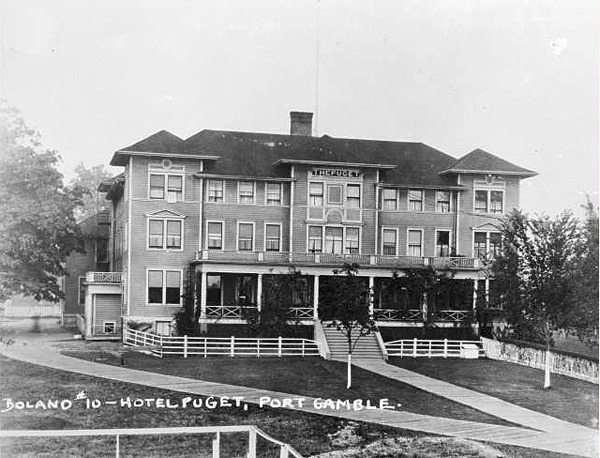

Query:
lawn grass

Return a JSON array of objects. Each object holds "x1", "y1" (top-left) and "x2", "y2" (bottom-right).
[
  {"x1": 0, "y1": 355, "x2": 578, "y2": 458},
  {"x1": 389, "y1": 357, "x2": 599, "y2": 428},
  {"x1": 62, "y1": 349, "x2": 513, "y2": 427}
]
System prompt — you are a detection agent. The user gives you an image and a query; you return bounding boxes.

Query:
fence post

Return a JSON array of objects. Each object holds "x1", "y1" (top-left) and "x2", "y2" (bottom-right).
[
  {"x1": 212, "y1": 431, "x2": 220, "y2": 458},
  {"x1": 115, "y1": 433, "x2": 120, "y2": 458},
  {"x1": 413, "y1": 338, "x2": 417, "y2": 357},
  {"x1": 302, "y1": 339, "x2": 305, "y2": 357},
  {"x1": 184, "y1": 335, "x2": 188, "y2": 358},
  {"x1": 248, "y1": 427, "x2": 257, "y2": 458},
  {"x1": 278, "y1": 336, "x2": 282, "y2": 357},
  {"x1": 280, "y1": 444, "x2": 289, "y2": 458},
  {"x1": 428, "y1": 340, "x2": 432, "y2": 358},
  {"x1": 400, "y1": 340, "x2": 404, "y2": 357},
  {"x1": 204, "y1": 338, "x2": 207, "y2": 358},
  {"x1": 257, "y1": 340, "x2": 260, "y2": 358},
  {"x1": 443, "y1": 339, "x2": 448, "y2": 358},
  {"x1": 230, "y1": 336, "x2": 235, "y2": 357}
]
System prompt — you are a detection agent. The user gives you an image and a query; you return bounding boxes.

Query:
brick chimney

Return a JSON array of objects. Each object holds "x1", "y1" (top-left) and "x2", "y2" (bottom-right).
[{"x1": 290, "y1": 111, "x2": 313, "y2": 136}]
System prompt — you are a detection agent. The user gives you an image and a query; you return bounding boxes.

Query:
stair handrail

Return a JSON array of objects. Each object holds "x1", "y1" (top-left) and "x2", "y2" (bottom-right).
[
  {"x1": 314, "y1": 320, "x2": 331, "y2": 360},
  {"x1": 374, "y1": 329, "x2": 389, "y2": 361}
]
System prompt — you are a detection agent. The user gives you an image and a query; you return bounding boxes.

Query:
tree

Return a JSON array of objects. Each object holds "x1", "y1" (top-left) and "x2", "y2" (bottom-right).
[
  {"x1": 492, "y1": 209, "x2": 581, "y2": 388},
  {"x1": 0, "y1": 100, "x2": 85, "y2": 302},
  {"x1": 565, "y1": 199, "x2": 599, "y2": 347},
  {"x1": 70, "y1": 163, "x2": 114, "y2": 221},
  {"x1": 318, "y1": 263, "x2": 375, "y2": 389}
]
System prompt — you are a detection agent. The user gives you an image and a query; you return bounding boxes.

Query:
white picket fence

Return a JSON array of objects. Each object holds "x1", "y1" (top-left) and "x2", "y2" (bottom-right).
[
  {"x1": 0, "y1": 425, "x2": 303, "y2": 458},
  {"x1": 124, "y1": 327, "x2": 322, "y2": 358},
  {"x1": 385, "y1": 339, "x2": 484, "y2": 358},
  {"x1": 481, "y1": 337, "x2": 599, "y2": 384}
]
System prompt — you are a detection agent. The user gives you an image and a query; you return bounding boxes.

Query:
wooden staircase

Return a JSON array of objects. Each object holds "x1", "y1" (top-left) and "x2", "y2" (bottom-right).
[{"x1": 321, "y1": 324, "x2": 385, "y2": 360}]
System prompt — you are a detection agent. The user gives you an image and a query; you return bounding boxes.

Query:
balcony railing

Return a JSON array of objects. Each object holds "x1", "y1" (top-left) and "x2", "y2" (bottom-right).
[
  {"x1": 85, "y1": 271, "x2": 122, "y2": 283},
  {"x1": 197, "y1": 251, "x2": 480, "y2": 269},
  {"x1": 374, "y1": 308, "x2": 473, "y2": 323}
]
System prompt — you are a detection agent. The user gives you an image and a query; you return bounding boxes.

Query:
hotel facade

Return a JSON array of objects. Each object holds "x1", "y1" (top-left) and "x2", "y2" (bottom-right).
[{"x1": 73, "y1": 112, "x2": 536, "y2": 339}]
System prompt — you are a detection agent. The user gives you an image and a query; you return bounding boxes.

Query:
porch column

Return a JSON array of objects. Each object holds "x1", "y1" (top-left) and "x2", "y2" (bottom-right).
[
  {"x1": 472, "y1": 279, "x2": 478, "y2": 312},
  {"x1": 256, "y1": 274, "x2": 263, "y2": 312},
  {"x1": 368, "y1": 276, "x2": 375, "y2": 316},
  {"x1": 484, "y1": 278, "x2": 490, "y2": 307},
  {"x1": 313, "y1": 275, "x2": 320, "y2": 320},
  {"x1": 200, "y1": 271, "x2": 207, "y2": 320}
]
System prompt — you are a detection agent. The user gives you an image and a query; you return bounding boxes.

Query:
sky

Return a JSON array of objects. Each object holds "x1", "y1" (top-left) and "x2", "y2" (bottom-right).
[{"x1": 1, "y1": 0, "x2": 598, "y2": 217}]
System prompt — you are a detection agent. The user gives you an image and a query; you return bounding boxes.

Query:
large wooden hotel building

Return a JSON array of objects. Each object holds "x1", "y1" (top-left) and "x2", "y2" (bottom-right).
[{"x1": 69, "y1": 112, "x2": 536, "y2": 340}]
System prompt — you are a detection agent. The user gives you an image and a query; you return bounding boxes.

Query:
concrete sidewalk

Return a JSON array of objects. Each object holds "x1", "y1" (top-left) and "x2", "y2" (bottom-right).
[{"x1": 1, "y1": 323, "x2": 598, "y2": 457}]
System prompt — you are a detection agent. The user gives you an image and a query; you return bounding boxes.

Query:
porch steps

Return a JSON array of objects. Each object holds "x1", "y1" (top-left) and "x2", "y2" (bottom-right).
[{"x1": 321, "y1": 324, "x2": 385, "y2": 361}]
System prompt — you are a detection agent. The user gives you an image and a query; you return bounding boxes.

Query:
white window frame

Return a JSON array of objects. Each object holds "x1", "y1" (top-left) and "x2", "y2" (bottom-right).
[
  {"x1": 407, "y1": 228, "x2": 424, "y2": 257},
  {"x1": 103, "y1": 321, "x2": 117, "y2": 334},
  {"x1": 148, "y1": 172, "x2": 185, "y2": 202},
  {"x1": 206, "y1": 220, "x2": 224, "y2": 251},
  {"x1": 381, "y1": 227, "x2": 398, "y2": 256},
  {"x1": 473, "y1": 189, "x2": 505, "y2": 215},
  {"x1": 408, "y1": 189, "x2": 424, "y2": 212},
  {"x1": 207, "y1": 180, "x2": 224, "y2": 203},
  {"x1": 146, "y1": 268, "x2": 183, "y2": 306},
  {"x1": 147, "y1": 218, "x2": 184, "y2": 251},
  {"x1": 264, "y1": 223, "x2": 282, "y2": 252},
  {"x1": 238, "y1": 181, "x2": 256, "y2": 205},
  {"x1": 346, "y1": 184, "x2": 361, "y2": 208},
  {"x1": 308, "y1": 182, "x2": 324, "y2": 207},
  {"x1": 382, "y1": 188, "x2": 398, "y2": 211},
  {"x1": 344, "y1": 226, "x2": 361, "y2": 254},
  {"x1": 435, "y1": 190, "x2": 452, "y2": 213},
  {"x1": 327, "y1": 184, "x2": 343, "y2": 205},
  {"x1": 324, "y1": 226, "x2": 344, "y2": 253},
  {"x1": 473, "y1": 231, "x2": 503, "y2": 259},
  {"x1": 435, "y1": 229, "x2": 452, "y2": 257},
  {"x1": 265, "y1": 182, "x2": 282, "y2": 206},
  {"x1": 237, "y1": 222, "x2": 255, "y2": 251},
  {"x1": 307, "y1": 225, "x2": 323, "y2": 253}
]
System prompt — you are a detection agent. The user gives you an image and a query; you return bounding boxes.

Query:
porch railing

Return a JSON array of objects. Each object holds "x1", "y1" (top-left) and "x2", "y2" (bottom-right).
[
  {"x1": 85, "y1": 272, "x2": 122, "y2": 283},
  {"x1": 386, "y1": 338, "x2": 484, "y2": 358},
  {"x1": 124, "y1": 327, "x2": 321, "y2": 358},
  {"x1": 433, "y1": 309, "x2": 473, "y2": 322},
  {"x1": 205, "y1": 305, "x2": 314, "y2": 320},
  {"x1": 0, "y1": 425, "x2": 303, "y2": 458},
  {"x1": 196, "y1": 251, "x2": 480, "y2": 269},
  {"x1": 373, "y1": 308, "x2": 422, "y2": 321}
]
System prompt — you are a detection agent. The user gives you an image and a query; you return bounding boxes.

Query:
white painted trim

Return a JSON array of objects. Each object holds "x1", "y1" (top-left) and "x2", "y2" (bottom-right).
[
  {"x1": 381, "y1": 188, "x2": 398, "y2": 211},
  {"x1": 407, "y1": 189, "x2": 424, "y2": 212},
  {"x1": 381, "y1": 227, "x2": 399, "y2": 256},
  {"x1": 264, "y1": 222, "x2": 283, "y2": 252},
  {"x1": 126, "y1": 157, "x2": 133, "y2": 316},
  {"x1": 307, "y1": 224, "x2": 323, "y2": 253},
  {"x1": 289, "y1": 165, "x2": 295, "y2": 254},
  {"x1": 198, "y1": 177, "x2": 204, "y2": 251},
  {"x1": 434, "y1": 189, "x2": 452, "y2": 213},
  {"x1": 206, "y1": 179, "x2": 225, "y2": 204},
  {"x1": 205, "y1": 220, "x2": 225, "y2": 251},
  {"x1": 406, "y1": 228, "x2": 424, "y2": 257},
  {"x1": 146, "y1": 268, "x2": 184, "y2": 306},
  {"x1": 434, "y1": 229, "x2": 452, "y2": 257},
  {"x1": 146, "y1": 217, "x2": 185, "y2": 251},
  {"x1": 473, "y1": 188, "x2": 505, "y2": 215},
  {"x1": 236, "y1": 221, "x2": 256, "y2": 252},
  {"x1": 237, "y1": 180, "x2": 256, "y2": 205},
  {"x1": 264, "y1": 182, "x2": 283, "y2": 206},
  {"x1": 147, "y1": 170, "x2": 186, "y2": 202}
]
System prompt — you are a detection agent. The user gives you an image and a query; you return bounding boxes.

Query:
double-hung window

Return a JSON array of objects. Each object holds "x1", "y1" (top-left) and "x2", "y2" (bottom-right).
[
  {"x1": 265, "y1": 224, "x2": 281, "y2": 252},
  {"x1": 408, "y1": 190, "x2": 423, "y2": 211},
  {"x1": 148, "y1": 270, "x2": 181, "y2": 305},
  {"x1": 149, "y1": 174, "x2": 184, "y2": 201},
  {"x1": 207, "y1": 222, "x2": 223, "y2": 250},
  {"x1": 345, "y1": 227, "x2": 360, "y2": 254},
  {"x1": 238, "y1": 223, "x2": 254, "y2": 251},
  {"x1": 382, "y1": 229, "x2": 397, "y2": 255},
  {"x1": 266, "y1": 183, "x2": 282, "y2": 205},
  {"x1": 346, "y1": 185, "x2": 361, "y2": 208},
  {"x1": 436, "y1": 230, "x2": 450, "y2": 257},
  {"x1": 474, "y1": 190, "x2": 504, "y2": 214},
  {"x1": 407, "y1": 230, "x2": 422, "y2": 257},
  {"x1": 382, "y1": 189, "x2": 397, "y2": 210},
  {"x1": 436, "y1": 191, "x2": 451, "y2": 213},
  {"x1": 238, "y1": 182, "x2": 254, "y2": 204},
  {"x1": 309, "y1": 183, "x2": 324, "y2": 206},
  {"x1": 207, "y1": 180, "x2": 224, "y2": 203},
  {"x1": 324, "y1": 227, "x2": 343, "y2": 253},
  {"x1": 308, "y1": 226, "x2": 323, "y2": 252},
  {"x1": 474, "y1": 232, "x2": 502, "y2": 259},
  {"x1": 148, "y1": 219, "x2": 182, "y2": 249}
]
